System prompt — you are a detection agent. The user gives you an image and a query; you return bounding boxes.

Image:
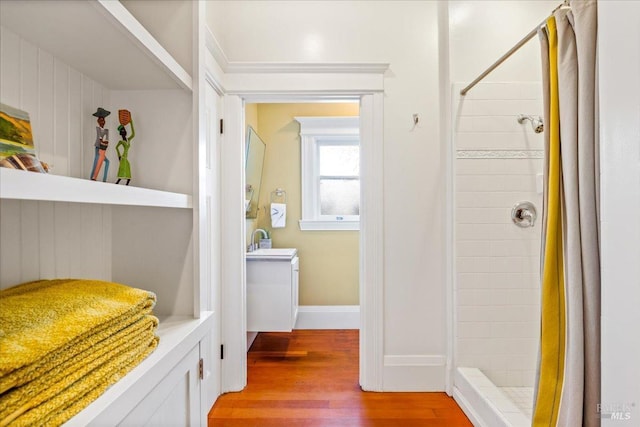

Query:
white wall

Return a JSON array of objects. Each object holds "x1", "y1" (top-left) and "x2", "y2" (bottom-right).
[
  {"x1": 449, "y1": 1, "x2": 557, "y2": 84},
  {"x1": 120, "y1": 0, "x2": 193, "y2": 76},
  {"x1": 599, "y1": 2, "x2": 640, "y2": 425},
  {"x1": 0, "y1": 26, "x2": 112, "y2": 288},
  {"x1": 208, "y1": 0, "x2": 446, "y2": 389},
  {"x1": 454, "y1": 82, "x2": 543, "y2": 387}
]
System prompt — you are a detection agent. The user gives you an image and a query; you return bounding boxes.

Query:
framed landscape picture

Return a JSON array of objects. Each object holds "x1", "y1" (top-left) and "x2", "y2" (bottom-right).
[{"x1": 0, "y1": 103, "x2": 47, "y2": 173}]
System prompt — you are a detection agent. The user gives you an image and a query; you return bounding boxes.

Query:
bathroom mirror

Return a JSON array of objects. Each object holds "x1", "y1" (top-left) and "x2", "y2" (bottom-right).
[{"x1": 245, "y1": 126, "x2": 266, "y2": 218}]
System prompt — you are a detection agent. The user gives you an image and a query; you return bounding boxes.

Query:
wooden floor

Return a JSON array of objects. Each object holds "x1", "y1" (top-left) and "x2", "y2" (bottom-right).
[{"x1": 208, "y1": 330, "x2": 472, "y2": 426}]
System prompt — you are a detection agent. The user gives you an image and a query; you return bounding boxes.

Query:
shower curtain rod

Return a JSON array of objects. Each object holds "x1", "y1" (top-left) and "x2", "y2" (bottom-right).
[{"x1": 459, "y1": 1, "x2": 570, "y2": 96}]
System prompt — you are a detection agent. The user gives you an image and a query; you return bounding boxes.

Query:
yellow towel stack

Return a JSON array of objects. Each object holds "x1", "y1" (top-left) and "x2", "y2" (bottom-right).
[{"x1": 0, "y1": 279, "x2": 160, "y2": 426}]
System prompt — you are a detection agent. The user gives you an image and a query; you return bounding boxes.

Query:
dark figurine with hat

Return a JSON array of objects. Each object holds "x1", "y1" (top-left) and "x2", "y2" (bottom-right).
[{"x1": 91, "y1": 107, "x2": 110, "y2": 181}]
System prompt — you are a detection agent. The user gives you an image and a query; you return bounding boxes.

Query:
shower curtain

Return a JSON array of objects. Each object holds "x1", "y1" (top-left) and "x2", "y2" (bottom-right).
[{"x1": 533, "y1": 1, "x2": 600, "y2": 427}]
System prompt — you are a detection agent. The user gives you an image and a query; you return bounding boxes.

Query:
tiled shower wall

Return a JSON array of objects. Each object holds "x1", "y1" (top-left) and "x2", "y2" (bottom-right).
[{"x1": 454, "y1": 82, "x2": 543, "y2": 387}]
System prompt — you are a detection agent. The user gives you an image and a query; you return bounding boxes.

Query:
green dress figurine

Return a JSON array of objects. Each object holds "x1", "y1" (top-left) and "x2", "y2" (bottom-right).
[{"x1": 115, "y1": 110, "x2": 134, "y2": 185}]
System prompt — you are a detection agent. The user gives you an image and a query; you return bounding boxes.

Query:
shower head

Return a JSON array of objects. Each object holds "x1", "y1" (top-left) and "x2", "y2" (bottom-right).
[{"x1": 517, "y1": 114, "x2": 544, "y2": 134}]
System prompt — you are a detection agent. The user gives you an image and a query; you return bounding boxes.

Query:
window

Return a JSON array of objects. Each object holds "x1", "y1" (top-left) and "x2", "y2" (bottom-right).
[{"x1": 295, "y1": 116, "x2": 360, "y2": 231}]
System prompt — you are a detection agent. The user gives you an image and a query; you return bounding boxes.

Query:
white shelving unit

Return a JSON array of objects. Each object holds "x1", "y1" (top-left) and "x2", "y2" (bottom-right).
[
  {"x1": 0, "y1": 0, "x2": 192, "y2": 91},
  {"x1": 0, "y1": 1, "x2": 217, "y2": 425},
  {"x1": 0, "y1": 168, "x2": 192, "y2": 208}
]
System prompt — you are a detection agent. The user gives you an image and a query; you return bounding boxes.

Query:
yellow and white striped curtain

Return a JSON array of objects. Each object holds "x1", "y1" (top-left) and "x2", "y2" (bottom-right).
[{"x1": 533, "y1": 1, "x2": 600, "y2": 426}]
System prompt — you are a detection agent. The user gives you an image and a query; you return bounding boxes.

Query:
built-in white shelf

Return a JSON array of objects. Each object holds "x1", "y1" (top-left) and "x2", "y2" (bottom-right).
[
  {"x1": 0, "y1": 0, "x2": 192, "y2": 91},
  {"x1": 65, "y1": 312, "x2": 214, "y2": 426},
  {"x1": 0, "y1": 168, "x2": 192, "y2": 209}
]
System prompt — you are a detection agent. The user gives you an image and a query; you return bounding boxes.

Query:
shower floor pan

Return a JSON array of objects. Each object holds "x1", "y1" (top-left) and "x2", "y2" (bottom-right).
[{"x1": 453, "y1": 367, "x2": 533, "y2": 427}]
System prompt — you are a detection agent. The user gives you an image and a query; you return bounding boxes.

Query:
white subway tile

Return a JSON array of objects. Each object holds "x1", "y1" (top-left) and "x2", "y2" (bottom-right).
[
  {"x1": 456, "y1": 116, "x2": 476, "y2": 132},
  {"x1": 491, "y1": 239, "x2": 537, "y2": 257},
  {"x1": 491, "y1": 257, "x2": 525, "y2": 273},
  {"x1": 457, "y1": 97, "x2": 475, "y2": 116},
  {"x1": 457, "y1": 289, "x2": 478, "y2": 306},
  {"x1": 457, "y1": 272, "x2": 492, "y2": 289},
  {"x1": 486, "y1": 175, "x2": 537, "y2": 192},
  {"x1": 473, "y1": 116, "x2": 525, "y2": 133},
  {"x1": 491, "y1": 322, "x2": 538, "y2": 339},
  {"x1": 457, "y1": 321, "x2": 493, "y2": 338},
  {"x1": 505, "y1": 289, "x2": 539, "y2": 305},
  {"x1": 457, "y1": 207, "x2": 510, "y2": 224},
  {"x1": 503, "y1": 223, "x2": 541, "y2": 240},
  {"x1": 467, "y1": 82, "x2": 523, "y2": 100},
  {"x1": 484, "y1": 191, "x2": 541, "y2": 208},
  {"x1": 457, "y1": 256, "x2": 493, "y2": 273},
  {"x1": 519, "y1": 82, "x2": 544, "y2": 100},
  {"x1": 456, "y1": 133, "x2": 540, "y2": 151},
  {"x1": 488, "y1": 290, "x2": 514, "y2": 306},
  {"x1": 455, "y1": 354, "x2": 478, "y2": 367},
  {"x1": 507, "y1": 355, "x2": 538, "y2": 371},
  {"x1": 456, "y1": 158, "x2": 492, "y2": 175},
  {"x1": 520, "y1": 131, "x2": 545, "y2": 150},
  {"x1": 456, "y1": 175, "x2": 492, "y2": 192},
  {"x1": 521, "y1": 256, "x2": 540, "y2": 273},
  {"x1": 521, "y1": 370, "x2": 537, "y2": 387},
  {"x1": 456, "y1": 224, "x2": 508, "y2": 240},
  {"x1": 457, "y1": 306, "x2": 483, "y2": 322},
  {"x1": 456, "y1": 192, "x2": 487, "y2": 207},
  {"x1": 457, "y1": 240, "x2": 492, "y2": 257},
  {"x1": 487, "y1": 370, "x2": 509, "y2": 387},
  {"x1": 504, "y1": 305, "x2": 539, "y2": 322},
  {"x1": 490, "y1": 273, "x2": 526, "y2": 289},
  {"x1": 490, "y1": 354, "x2": 511, "y2": 372},
  {"x1": 470, "y1": 99, "x2": 539, "y2": 117},
  {"x1": 488, "y1": 158, "x2": 543, "y2": 175}
]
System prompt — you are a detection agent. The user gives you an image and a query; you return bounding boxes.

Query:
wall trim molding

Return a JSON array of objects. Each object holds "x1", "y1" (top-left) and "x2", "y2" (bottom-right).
[
  {"x1": 295, "y1": 305, "x2": 360, "y2": 329},
  {"x1": 204, "y1": 27, "x2": 230, "y2": 72},
  {"x1": 204, "y1": 28, "x2": 389, "y2": 77},
  {"x1": 382, "y1": 356, "x2": 447, "y2": 391},
  {"x1": 456, "y1": 150, "x2": 544, "y2": 159},
  {"x1": 298, "y1": 220, "x2": 359, "y2": 231},
  {"x1": 226, "y1": 62, "x2": 390, "y2": 75}
]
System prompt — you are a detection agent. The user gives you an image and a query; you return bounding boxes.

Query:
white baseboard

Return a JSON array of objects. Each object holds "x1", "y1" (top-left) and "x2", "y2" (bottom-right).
[
  {"x1": 294, "y1": 305, "x2": 360, "y2": 329},
  {"x1": 382, "y1": 355, "x2": 447, "y2": 391}
]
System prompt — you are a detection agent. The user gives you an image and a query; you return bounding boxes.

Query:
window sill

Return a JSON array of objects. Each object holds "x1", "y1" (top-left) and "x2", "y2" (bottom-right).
[{"x1": 298, "y1": 220, "x2": 360, "y2": 231}]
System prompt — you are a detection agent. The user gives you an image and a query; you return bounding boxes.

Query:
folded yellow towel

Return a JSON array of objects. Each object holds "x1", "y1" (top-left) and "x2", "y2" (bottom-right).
[
  {"x1": 0, "y1": 315, "x2": 159, "y2": 424},
  {"x1": 0, "y1": 279, "x2": 156, "y2": 393},
  {"x1": 7, "y1": 334, "x2": 159, "y2": 427}
]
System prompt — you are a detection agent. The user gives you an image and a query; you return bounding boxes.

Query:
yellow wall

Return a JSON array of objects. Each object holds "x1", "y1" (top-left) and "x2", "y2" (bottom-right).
[{"x1": 250, "y1": 102, "x2": 360, "y2": 305}]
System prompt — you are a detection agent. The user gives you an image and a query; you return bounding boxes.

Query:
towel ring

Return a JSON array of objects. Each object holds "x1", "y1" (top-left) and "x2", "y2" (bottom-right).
[{"x1": 270, "y1": 188, "x2": 287, "y2": 203}]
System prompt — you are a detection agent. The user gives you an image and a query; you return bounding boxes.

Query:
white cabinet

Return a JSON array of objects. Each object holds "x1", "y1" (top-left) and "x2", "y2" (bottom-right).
[
  {"x1": 247, "y1": 250, "x2": 299, "y2": 332},
  {"x1": 118, "y1": 344, "x2": 201, "y2": 427},
  {"x1": 0, "y1": 1, "x2": 219, "y2": 425}
]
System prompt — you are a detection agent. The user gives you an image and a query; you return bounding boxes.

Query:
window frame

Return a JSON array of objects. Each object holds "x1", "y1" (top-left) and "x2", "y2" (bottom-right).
[{"x1": 295, "y1": 116, "x2": 360, "y2": 231}]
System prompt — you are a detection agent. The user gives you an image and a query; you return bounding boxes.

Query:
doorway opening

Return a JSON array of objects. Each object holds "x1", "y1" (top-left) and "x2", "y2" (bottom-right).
[
  {"x1": 220, "y1": 90, "x2": 384, "y2": 394},
  {"x1": 243, "y1": 101, "x2": 361, "y2": 354}
]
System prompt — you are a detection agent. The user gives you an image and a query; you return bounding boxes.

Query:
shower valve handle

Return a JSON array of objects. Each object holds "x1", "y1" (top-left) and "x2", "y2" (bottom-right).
[{"x1": 511, "y1": 201, "x2": 537, "y2": 228}]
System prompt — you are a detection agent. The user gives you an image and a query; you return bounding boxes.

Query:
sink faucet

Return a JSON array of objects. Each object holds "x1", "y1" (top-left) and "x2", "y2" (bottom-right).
[{"x1": 248, "y1": 228, "x2": 268, "y2": 252}]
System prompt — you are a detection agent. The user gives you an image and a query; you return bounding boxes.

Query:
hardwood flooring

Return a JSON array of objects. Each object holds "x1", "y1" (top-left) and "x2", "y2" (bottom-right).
[{"x1": 208, "y1": 330, "x2": 472, "y2": 426}]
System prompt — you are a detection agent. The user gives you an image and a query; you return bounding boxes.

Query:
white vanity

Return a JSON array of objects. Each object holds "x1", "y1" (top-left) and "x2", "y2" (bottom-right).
[{"x1": 246, "y1": 248, "x2": 299, "y2": 332}]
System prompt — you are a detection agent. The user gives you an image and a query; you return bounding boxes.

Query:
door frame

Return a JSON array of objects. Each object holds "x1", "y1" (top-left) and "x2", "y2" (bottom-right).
[{"x1": 217, "y1": 67, "x2": 387, "y2": 392}]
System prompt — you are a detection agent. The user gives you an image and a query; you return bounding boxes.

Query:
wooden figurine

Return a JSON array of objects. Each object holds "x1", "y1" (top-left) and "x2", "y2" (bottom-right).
[
  {"x1": 90, "y1": 107, "x2": 110, "y2": 181},
  {"x1": 115, "y1": 110, "x2": 134, "y2": 185}
]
